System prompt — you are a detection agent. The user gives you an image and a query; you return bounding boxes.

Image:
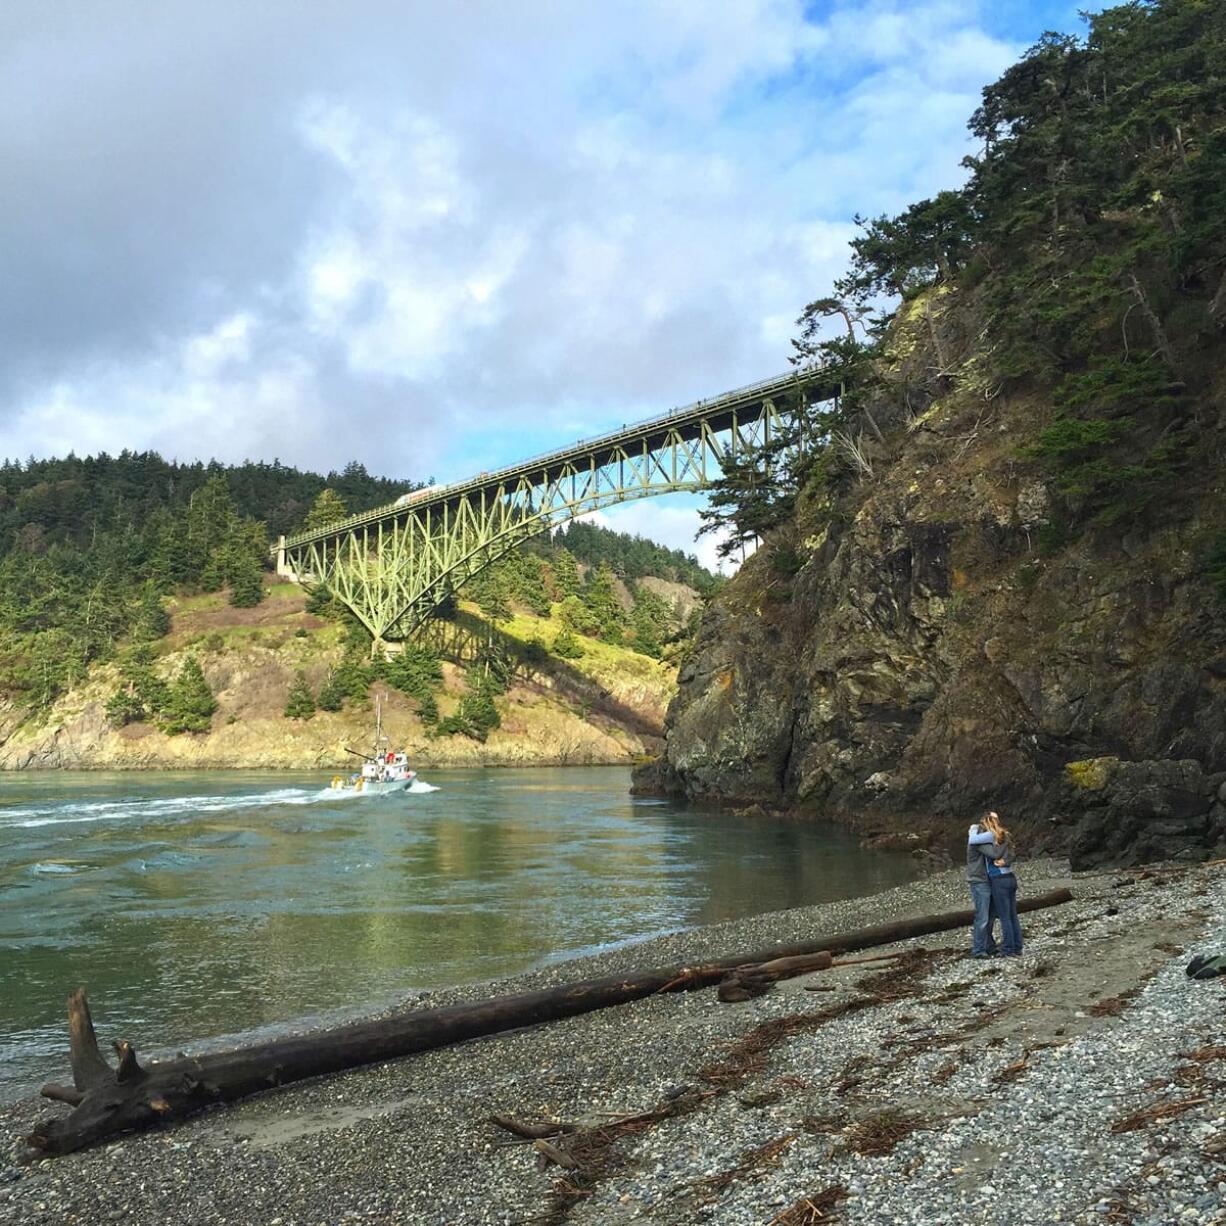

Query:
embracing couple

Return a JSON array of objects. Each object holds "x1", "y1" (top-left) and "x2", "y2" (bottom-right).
[{"x1": 966, "y1": 811, "x2": 1022, "y2": 959}]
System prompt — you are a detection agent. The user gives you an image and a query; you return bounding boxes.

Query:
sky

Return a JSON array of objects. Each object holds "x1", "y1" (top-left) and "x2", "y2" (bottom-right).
[{"x1": 2, "y1": 0, "x2": 1102, "y2": 568}]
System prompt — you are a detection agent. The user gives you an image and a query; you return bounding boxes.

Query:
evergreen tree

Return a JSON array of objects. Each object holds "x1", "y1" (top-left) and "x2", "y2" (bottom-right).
[
  {"x1": 582, "y1": 562, "x2": 625, "y2": 642},
  {"x1": 134, "y1": 585, "x2": 171, "y2": 641},
  {"x1": 629, "y1": 587, "x2": 667, "y2": 659},
  {"x1": 186, "y1": 474, "x2": 238, "y2": 578},
  {"x1": 228, "y1": 550, "x2": 265, "y2": 608},
  {"x1": 550, "y1": 548, "x2": 581, "y2": 597},
  {"x1": 552, "y1": 626, "x2": 584, "y2": 659},
  {"x1": 104, "y1": 685, "x2": 145, "y2": 728},
  {"x1": 467, "y1": 564, "x2": 512, "y2": 622},
  {"x1": 557, "y1": 593, "x2": 599, "y2": 636},
  {"x1": 383, "y1": 645, "x2": 443, "y2": 724},
  {"x1": 304, "y1": 488, "x2": 348, "y2": 531},
  {"x1": 304, "y1": 584, "x2": 335, "y2": 616},
  {"x1": 283, "y1": 670, "x2": 316, "y2": 720},
  {"x1": 161, "y1": 656, "x2": 216, "y2": 735},
  {"x1": 516, "y1": 554, "x2": 553, "y2": 616},
  {"x1": 317, "y1": 668, "x2": 346, "y2": 712}
]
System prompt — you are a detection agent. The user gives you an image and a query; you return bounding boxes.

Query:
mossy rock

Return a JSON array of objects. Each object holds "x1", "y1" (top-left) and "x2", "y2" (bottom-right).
[{"x1": 1065, "y1": 756, "x2": 1118, "y2": 791}]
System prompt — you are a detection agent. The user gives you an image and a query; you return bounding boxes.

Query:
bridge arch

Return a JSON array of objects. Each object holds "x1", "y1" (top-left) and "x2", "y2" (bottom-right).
[{"x1": 275, "y1": 371, "x2": 829, "y2": 643}]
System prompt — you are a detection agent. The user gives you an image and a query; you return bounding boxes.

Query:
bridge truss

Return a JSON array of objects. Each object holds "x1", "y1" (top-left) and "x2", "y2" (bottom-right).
[{"x1": 275, "y1": 370, "x2": 833, "y2": 645}]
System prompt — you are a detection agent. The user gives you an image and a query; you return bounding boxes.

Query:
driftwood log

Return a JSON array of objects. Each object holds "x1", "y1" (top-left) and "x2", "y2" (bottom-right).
[
  {"x1": 716, "y1": 949, "x2": 904, "y2": 1002},
  {"x1": 25, "y1": 887, "x2": 1073, "y2": 1157}
]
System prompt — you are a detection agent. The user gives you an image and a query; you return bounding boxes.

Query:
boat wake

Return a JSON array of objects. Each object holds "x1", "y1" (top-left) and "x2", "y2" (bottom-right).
[
  {"x1": 3, "y1": 787, "x2": 328, "y2": 830},
  {"x1": 318, "y1": 778, "x2": 440, "y2": 799}
]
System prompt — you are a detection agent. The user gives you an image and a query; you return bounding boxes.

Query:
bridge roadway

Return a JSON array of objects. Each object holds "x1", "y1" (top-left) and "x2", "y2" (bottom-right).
[
  {"x1": 278, "y1": 368, "x2": 833, "y2": 552},
  {"x1": 274, "y1": 367, "x2": 838, "y2": 641}
]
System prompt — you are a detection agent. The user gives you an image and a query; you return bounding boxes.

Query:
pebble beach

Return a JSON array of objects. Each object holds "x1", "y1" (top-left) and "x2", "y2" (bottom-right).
[{"x1": 4, "y1": 858, "x2": 1225, "y2": 1226}]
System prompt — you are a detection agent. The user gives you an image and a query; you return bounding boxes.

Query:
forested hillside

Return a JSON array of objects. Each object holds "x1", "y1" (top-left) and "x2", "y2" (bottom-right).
[
  {"x1": 642, "y1": 0, "x2": 1226, "y2": 867},
  {"x1": 0, "y1": 450, "x2": 714, "y2": 723}
]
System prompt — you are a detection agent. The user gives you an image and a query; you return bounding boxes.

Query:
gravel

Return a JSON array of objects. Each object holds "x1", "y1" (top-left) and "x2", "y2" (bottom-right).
[{"x1": 3, "y1": 858, "x2": 1224, "y2": 1226}]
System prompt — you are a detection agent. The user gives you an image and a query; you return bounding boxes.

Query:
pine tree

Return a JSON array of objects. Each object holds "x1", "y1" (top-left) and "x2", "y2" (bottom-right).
[
  {"x1": 467, "y1": 564, "x2": 512, "y2": 621},
  {"x1": 134, "y1": 584, "x2": 170, "y2": 641},
  {"x1": 304, "y1": 584, "x2": 335, "y2": 615},
  {"x1": 551, "y1": 549, "x2": 580, "y2": 597},
  {"x1": 518, "y1": 554, "x2": 552, "y2": 616},
  {"x1": 317, "y1": 668, "x2": 346, "y2": 712},
  {"x1": 161, "y1": 655, "x2": 216, "y2": 735},
  {"x1": 105, "y1": 685, "x2": 145, "y2": 728},
  {"x1": 228, "y1": 550, "x2": 265, "y2": 608},
  {"x1": 630, "y1": 588, "x2": 666, "y2": 659},
  {"x1": 283, "y1": 670, "x2": 316, "y2": 720},
  {"x1": 552, "y1": 626, "x2": 584, "y2": 659},
  {"x1": 304, "y1": 488, "x2": 348, "y2": 531},
  {"x1": 557, "y1": 594, "x2": 599, "y2": 636},
  {"x1": 582, "y1": 562, "x2": 625, "y2": 642}
]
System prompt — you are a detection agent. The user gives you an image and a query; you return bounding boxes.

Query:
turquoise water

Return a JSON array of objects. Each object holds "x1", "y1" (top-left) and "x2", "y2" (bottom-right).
[{"x1": 0, "y1": 767, "x2": 921, "y2": 1103}]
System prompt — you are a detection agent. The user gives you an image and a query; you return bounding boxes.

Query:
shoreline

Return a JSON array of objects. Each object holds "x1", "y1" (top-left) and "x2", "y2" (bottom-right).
[
  {"x1": 0, "y1": 757, "x2": 647, "y2": 774},
  {"x1": 5, "y1": 859, "x2": 1225, "y2": 1224}
]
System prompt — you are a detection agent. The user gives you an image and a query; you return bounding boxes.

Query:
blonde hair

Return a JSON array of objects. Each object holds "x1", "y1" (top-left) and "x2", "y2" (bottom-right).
[{"x1": 983, "y1": 810, "x2": 1012, "y2": 847}]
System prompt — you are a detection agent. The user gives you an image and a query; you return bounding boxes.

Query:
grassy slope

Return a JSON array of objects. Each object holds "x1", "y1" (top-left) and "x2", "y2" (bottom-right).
[{"x1": 0, "y1": 584, "x2": 677, "y2": 771}]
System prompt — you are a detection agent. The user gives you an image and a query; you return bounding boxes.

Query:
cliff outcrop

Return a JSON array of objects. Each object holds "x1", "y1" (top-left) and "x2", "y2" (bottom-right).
[
  {"x1": 637, "y1": 1, "x2": 1226, "y2": 867},
  {"x1": 638, "y1": 298, "x2": 1225, "y2": 866}
]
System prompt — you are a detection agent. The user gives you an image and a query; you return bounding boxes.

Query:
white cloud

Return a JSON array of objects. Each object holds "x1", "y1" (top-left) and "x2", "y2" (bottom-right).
[{"x1": 1, "y1": 0, "x2": 1026, "y2": 551}]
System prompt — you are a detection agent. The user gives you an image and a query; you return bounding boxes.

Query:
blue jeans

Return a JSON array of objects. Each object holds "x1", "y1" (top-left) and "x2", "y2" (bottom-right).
[
  {"x1": 970, "y1": 881, "x2": 998, "y2": 955},
  {"x1": 989, "y1": 873, "x2": 1022, "y2": 955}
]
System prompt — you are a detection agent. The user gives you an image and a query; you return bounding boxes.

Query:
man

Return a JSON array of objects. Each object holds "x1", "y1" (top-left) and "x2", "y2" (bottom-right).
[{"x1": 967, "y1": 817, "x2": 1001, "y2": 958}]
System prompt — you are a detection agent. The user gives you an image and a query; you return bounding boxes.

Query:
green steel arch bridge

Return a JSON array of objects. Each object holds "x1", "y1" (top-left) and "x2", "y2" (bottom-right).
[{"x1": 274, "y1": 368, "x2": 836, "y2": 646}]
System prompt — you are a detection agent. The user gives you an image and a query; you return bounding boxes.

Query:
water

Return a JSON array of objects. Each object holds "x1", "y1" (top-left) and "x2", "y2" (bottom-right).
[{"x1": 0, "y1": 767, "x2": 921, "y2": 1103}]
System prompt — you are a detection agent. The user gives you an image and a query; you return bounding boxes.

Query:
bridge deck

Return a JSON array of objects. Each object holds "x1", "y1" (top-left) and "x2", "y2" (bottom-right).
[{"x1": 279, "y1": 367, "x2": 836, "y2": 551}]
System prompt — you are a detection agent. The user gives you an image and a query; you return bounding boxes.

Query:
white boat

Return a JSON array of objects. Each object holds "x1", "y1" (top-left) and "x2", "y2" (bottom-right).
[{"x1": 329, "y1": 696, "x2": 417, "y2": 795}]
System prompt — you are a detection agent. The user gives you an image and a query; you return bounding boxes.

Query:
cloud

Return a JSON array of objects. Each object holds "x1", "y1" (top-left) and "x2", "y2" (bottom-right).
[{"x1": 0, "y1": 0, "x2": 1036, "y2": 557}]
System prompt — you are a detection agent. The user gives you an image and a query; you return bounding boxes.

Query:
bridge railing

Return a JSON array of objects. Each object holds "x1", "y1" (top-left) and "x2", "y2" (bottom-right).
[{"x1": 279, "y1": 367, "x2": 818, "y2": 551}]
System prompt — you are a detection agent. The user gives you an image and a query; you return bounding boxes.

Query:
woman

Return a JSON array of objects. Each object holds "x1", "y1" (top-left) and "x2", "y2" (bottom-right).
[
  {"x1": 966, "y1": 819, "x2": 999, "y2": 958},
  {"x1": 981, "y1": 811, "x2": 1022, "y2": 957}
]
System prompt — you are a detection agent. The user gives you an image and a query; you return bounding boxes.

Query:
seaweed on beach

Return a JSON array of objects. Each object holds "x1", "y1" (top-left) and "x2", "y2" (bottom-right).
[
  {"x1": 1112, "y1": 1096, "x2": 1209, "y2": 1134},
  {"x1": 1087, "y1": 987, "x2": 1141, "y2": 1017},
  {"x1": 839, "y1": 1106, "x2": 932, "y2": 1156},
  {"x1": 854, "y1": 947, "x2": 953, "y2": 1002},
  {"x1": 697, "y1": 999, "x2": 873, "y2": 1091},
  {"x1": 531, "y1": 1087, "x2": 715, "y2": 1224},
  {"x1": 768, "y1": 1184, "x2": 849, "y2": 1225},
  {"x1": 690, "y1": 1132, "x2": 796, "y2": 1202}
]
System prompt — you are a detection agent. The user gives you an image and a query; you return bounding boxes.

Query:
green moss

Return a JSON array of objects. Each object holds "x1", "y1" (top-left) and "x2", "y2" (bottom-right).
[{"x1": 1065, "y1": 757, "x2": 1117, "y2": 790}]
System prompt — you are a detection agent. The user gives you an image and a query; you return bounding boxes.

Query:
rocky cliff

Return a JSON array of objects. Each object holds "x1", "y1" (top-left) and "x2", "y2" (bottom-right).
[{"x1": 637, "y1": 296, "x2": 1226, "y2": 867}]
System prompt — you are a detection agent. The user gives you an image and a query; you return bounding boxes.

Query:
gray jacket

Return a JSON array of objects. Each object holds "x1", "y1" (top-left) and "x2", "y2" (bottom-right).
[{"x1": 966, "y1": 824, "x2": 1007, "y2": 884}]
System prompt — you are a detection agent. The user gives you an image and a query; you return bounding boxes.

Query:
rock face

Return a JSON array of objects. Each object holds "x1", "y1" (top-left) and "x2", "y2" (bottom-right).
[
  {"x1": 636, "y1": 316, "x2": 1226, "y2": 867},
  {"x1": 1064, "y1": 758, "x2": 1226, "y2": 868}
]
